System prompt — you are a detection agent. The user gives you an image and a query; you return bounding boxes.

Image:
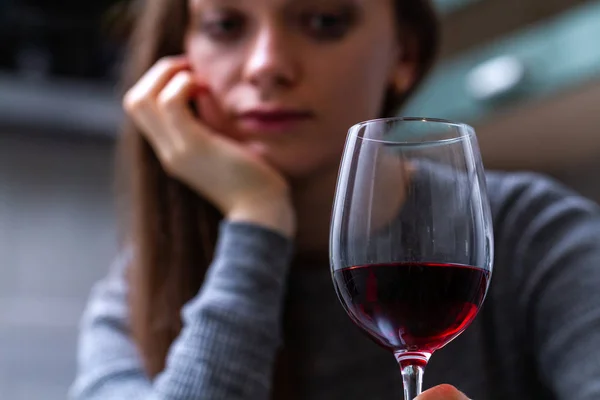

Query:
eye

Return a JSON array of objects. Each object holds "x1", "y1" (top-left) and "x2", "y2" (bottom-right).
[
  {"x1": 198, "y1": 10, "x2": 246, "y2": 42},
  {"x1": 301, "y1": 9, "x2": 355, "y2": 41}
]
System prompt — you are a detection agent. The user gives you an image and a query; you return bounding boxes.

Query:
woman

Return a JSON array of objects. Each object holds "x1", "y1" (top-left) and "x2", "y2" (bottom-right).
[{"x1": 70, "y1": 0, "x2": 600, "y2": 399}]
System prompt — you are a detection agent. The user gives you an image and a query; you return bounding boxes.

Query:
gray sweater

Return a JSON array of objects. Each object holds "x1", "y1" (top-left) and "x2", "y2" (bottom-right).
[{"x1": 70, "y1": 171, "x2": 600, "y2": 399}]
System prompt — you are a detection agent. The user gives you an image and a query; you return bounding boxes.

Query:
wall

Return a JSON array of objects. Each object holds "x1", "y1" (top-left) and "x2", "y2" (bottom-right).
[{"x1": 0, "y1": 132, "x2": 117, "y2": 399}]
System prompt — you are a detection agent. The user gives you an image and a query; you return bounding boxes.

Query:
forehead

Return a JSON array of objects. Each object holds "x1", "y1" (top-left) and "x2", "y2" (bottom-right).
[{"x1": 190, "y1": 0, "x2": 372, "y2": 8}]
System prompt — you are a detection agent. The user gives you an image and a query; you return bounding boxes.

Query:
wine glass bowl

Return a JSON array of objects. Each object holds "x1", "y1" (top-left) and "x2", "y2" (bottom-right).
[
  {"x1": 332, "y1": 261, "x2": 490, "y2": 357},
  {"x1": 329, "y1": 117, "x2": 493, "y2": 399}
]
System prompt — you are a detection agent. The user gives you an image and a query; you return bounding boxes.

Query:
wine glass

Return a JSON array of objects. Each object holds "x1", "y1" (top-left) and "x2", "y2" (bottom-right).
[{"x1": 330, "y1": 117, "x2": 493, "y2": 399}]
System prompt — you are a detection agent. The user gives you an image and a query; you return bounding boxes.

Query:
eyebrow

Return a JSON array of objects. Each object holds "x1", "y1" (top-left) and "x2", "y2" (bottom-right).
[
  {"x1": 190, "y1": 0, "x2": 361, "y2": 13},
  {"x1": 191, "y1": 0, "x2": 239, "y2": 7},
  {"x1": 190, "y1": 0, "x2": 229, "y2": 11},
  {"x1": 191, "y1": 0, "x2": 358, "y2": 6}
]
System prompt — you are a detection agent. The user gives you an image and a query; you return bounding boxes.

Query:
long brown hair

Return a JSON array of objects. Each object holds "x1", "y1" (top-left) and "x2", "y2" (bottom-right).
[{"x1": 118, "y1": 0, "x2": 440, "y2": 378}]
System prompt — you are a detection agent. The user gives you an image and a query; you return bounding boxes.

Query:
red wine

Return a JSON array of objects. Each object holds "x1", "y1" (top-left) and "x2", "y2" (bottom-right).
[{"x1": 333, "y1": 262, "x2": 489, "y2": 355}]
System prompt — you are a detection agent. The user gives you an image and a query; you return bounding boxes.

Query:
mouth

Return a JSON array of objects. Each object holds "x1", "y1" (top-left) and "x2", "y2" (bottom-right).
[{"x1": 237, "y1": 108, "x2": 315, "y2": 134}]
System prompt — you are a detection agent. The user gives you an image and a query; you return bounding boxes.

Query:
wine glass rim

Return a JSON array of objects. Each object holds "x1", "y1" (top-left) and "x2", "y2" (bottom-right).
[{"x1": 349, "y1": 116, "x2": 475, "y2": 145}]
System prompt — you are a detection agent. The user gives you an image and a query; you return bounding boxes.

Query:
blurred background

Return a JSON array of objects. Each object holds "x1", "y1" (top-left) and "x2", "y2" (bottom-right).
[{"x1": 1, "y1": 0, "x2": 600, "y2": 398}]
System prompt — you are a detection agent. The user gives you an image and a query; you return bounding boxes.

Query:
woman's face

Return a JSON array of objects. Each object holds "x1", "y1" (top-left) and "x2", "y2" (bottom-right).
[{"x1": 186, "y1": 0, "x2": 410, "y2": 179}]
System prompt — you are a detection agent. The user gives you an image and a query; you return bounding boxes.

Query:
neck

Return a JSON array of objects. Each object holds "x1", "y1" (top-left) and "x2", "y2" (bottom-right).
[
  {"x1": 289, "y1": 157, "x2": 411, "y2": 264},
  {"x1": 290, "y1": 165, "x2": 339, "y2": 260}
]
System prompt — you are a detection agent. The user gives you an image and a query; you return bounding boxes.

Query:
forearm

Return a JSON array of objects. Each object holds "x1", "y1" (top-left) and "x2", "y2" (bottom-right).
[
  {"x1": 72, "y1": 221, "x2": 293, "y2": 400},
  {"x1": 153, "y1": 221, "x2": 293, "y2": 399}
]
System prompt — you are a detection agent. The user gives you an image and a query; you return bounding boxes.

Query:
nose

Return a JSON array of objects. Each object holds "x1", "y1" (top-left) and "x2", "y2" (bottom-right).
[{"x1": 243, "y1": 25, "x2": 299, "y2": 92}]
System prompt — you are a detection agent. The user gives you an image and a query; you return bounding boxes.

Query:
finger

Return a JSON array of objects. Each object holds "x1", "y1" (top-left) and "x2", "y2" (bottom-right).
[
  {"x1": 126, "y1": 93, "x2": 170, "y2": 159},
  {"x1": 157, "y1": 71, "x2": 212, "y2": 146},
  {"x1": 415, "y1": 384, "x2": 470, "y2": 400},
  {"x1": 123, "y1": 55, "x2": 190, "y2": 112},
  {"x1": 135, "y1": 56, "x2": 189, "y2": 98},
  {"x1": 134, "y1": 111, "x2": 170, "y2": 161},
  {"x1": 123, "y1": 56, "x2": 190, "y2": 152}
]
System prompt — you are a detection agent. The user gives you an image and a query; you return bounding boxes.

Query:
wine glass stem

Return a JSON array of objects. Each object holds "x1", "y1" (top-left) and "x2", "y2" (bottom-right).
[{"x1": 401, "y1": 363, "x2": 425, "y2": 400}]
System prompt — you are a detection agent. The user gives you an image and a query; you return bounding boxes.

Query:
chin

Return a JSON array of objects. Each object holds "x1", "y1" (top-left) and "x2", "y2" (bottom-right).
[{"x1": 267, "y1": 153, "x2": 341, "y2": 184}]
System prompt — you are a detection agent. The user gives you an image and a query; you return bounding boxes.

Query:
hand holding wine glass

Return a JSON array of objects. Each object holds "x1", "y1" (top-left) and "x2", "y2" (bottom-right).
[
  {"x1": 330, "y1": 118, "x2": 493, "y2": 399},
  {"x1": 416, "y1": 384, "x2": 470, "y2": 400}
]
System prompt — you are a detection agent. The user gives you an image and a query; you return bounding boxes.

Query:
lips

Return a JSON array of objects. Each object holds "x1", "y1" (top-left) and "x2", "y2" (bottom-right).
[
  {"x1": 238, "y1": 108, "x2": 314, "y2": 134},
  {"x1": 241, "y1": 109, "x2": 313, "y2": 120}
]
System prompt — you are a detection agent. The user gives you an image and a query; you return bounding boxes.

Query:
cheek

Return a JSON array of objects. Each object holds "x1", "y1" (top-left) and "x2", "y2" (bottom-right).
[
  {"x1": 194, "y1": 94, "x2": 230, "y2": 134},
  {"x1": 187, "y1": 40, "x2": 241, "y2": 138},
  {"x1": 323, "y1": 41, "x2": 396, "y2": 121},
  {"x1": 307, "y1": 52, "x2": 389, "y2": 164},
  {"x1": 343, "y1": 57, "x2": 392, "y2": 116},
  {"x1": 287, "y1": 44, "x2": 395, "y2": 176}
]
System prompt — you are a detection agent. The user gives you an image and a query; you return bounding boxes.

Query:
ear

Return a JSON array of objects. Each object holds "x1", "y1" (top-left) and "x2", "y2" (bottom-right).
[
  {"x1": 391, "y1": 60, "x2": 417, "y2": 94},
  {"x1": 389, "y1": 34, "x2": 420, "y2": 95}
]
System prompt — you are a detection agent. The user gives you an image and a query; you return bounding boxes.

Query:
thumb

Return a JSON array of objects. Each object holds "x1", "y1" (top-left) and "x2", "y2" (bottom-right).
[{"x1": 415, "y1": 384, "x2": 470, "y2": 400}]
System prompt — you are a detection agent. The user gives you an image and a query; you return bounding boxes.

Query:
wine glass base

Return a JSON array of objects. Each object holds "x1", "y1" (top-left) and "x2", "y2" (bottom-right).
[{"x1": 394, "y1": 351, "x2": 431, "y2": 369}]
